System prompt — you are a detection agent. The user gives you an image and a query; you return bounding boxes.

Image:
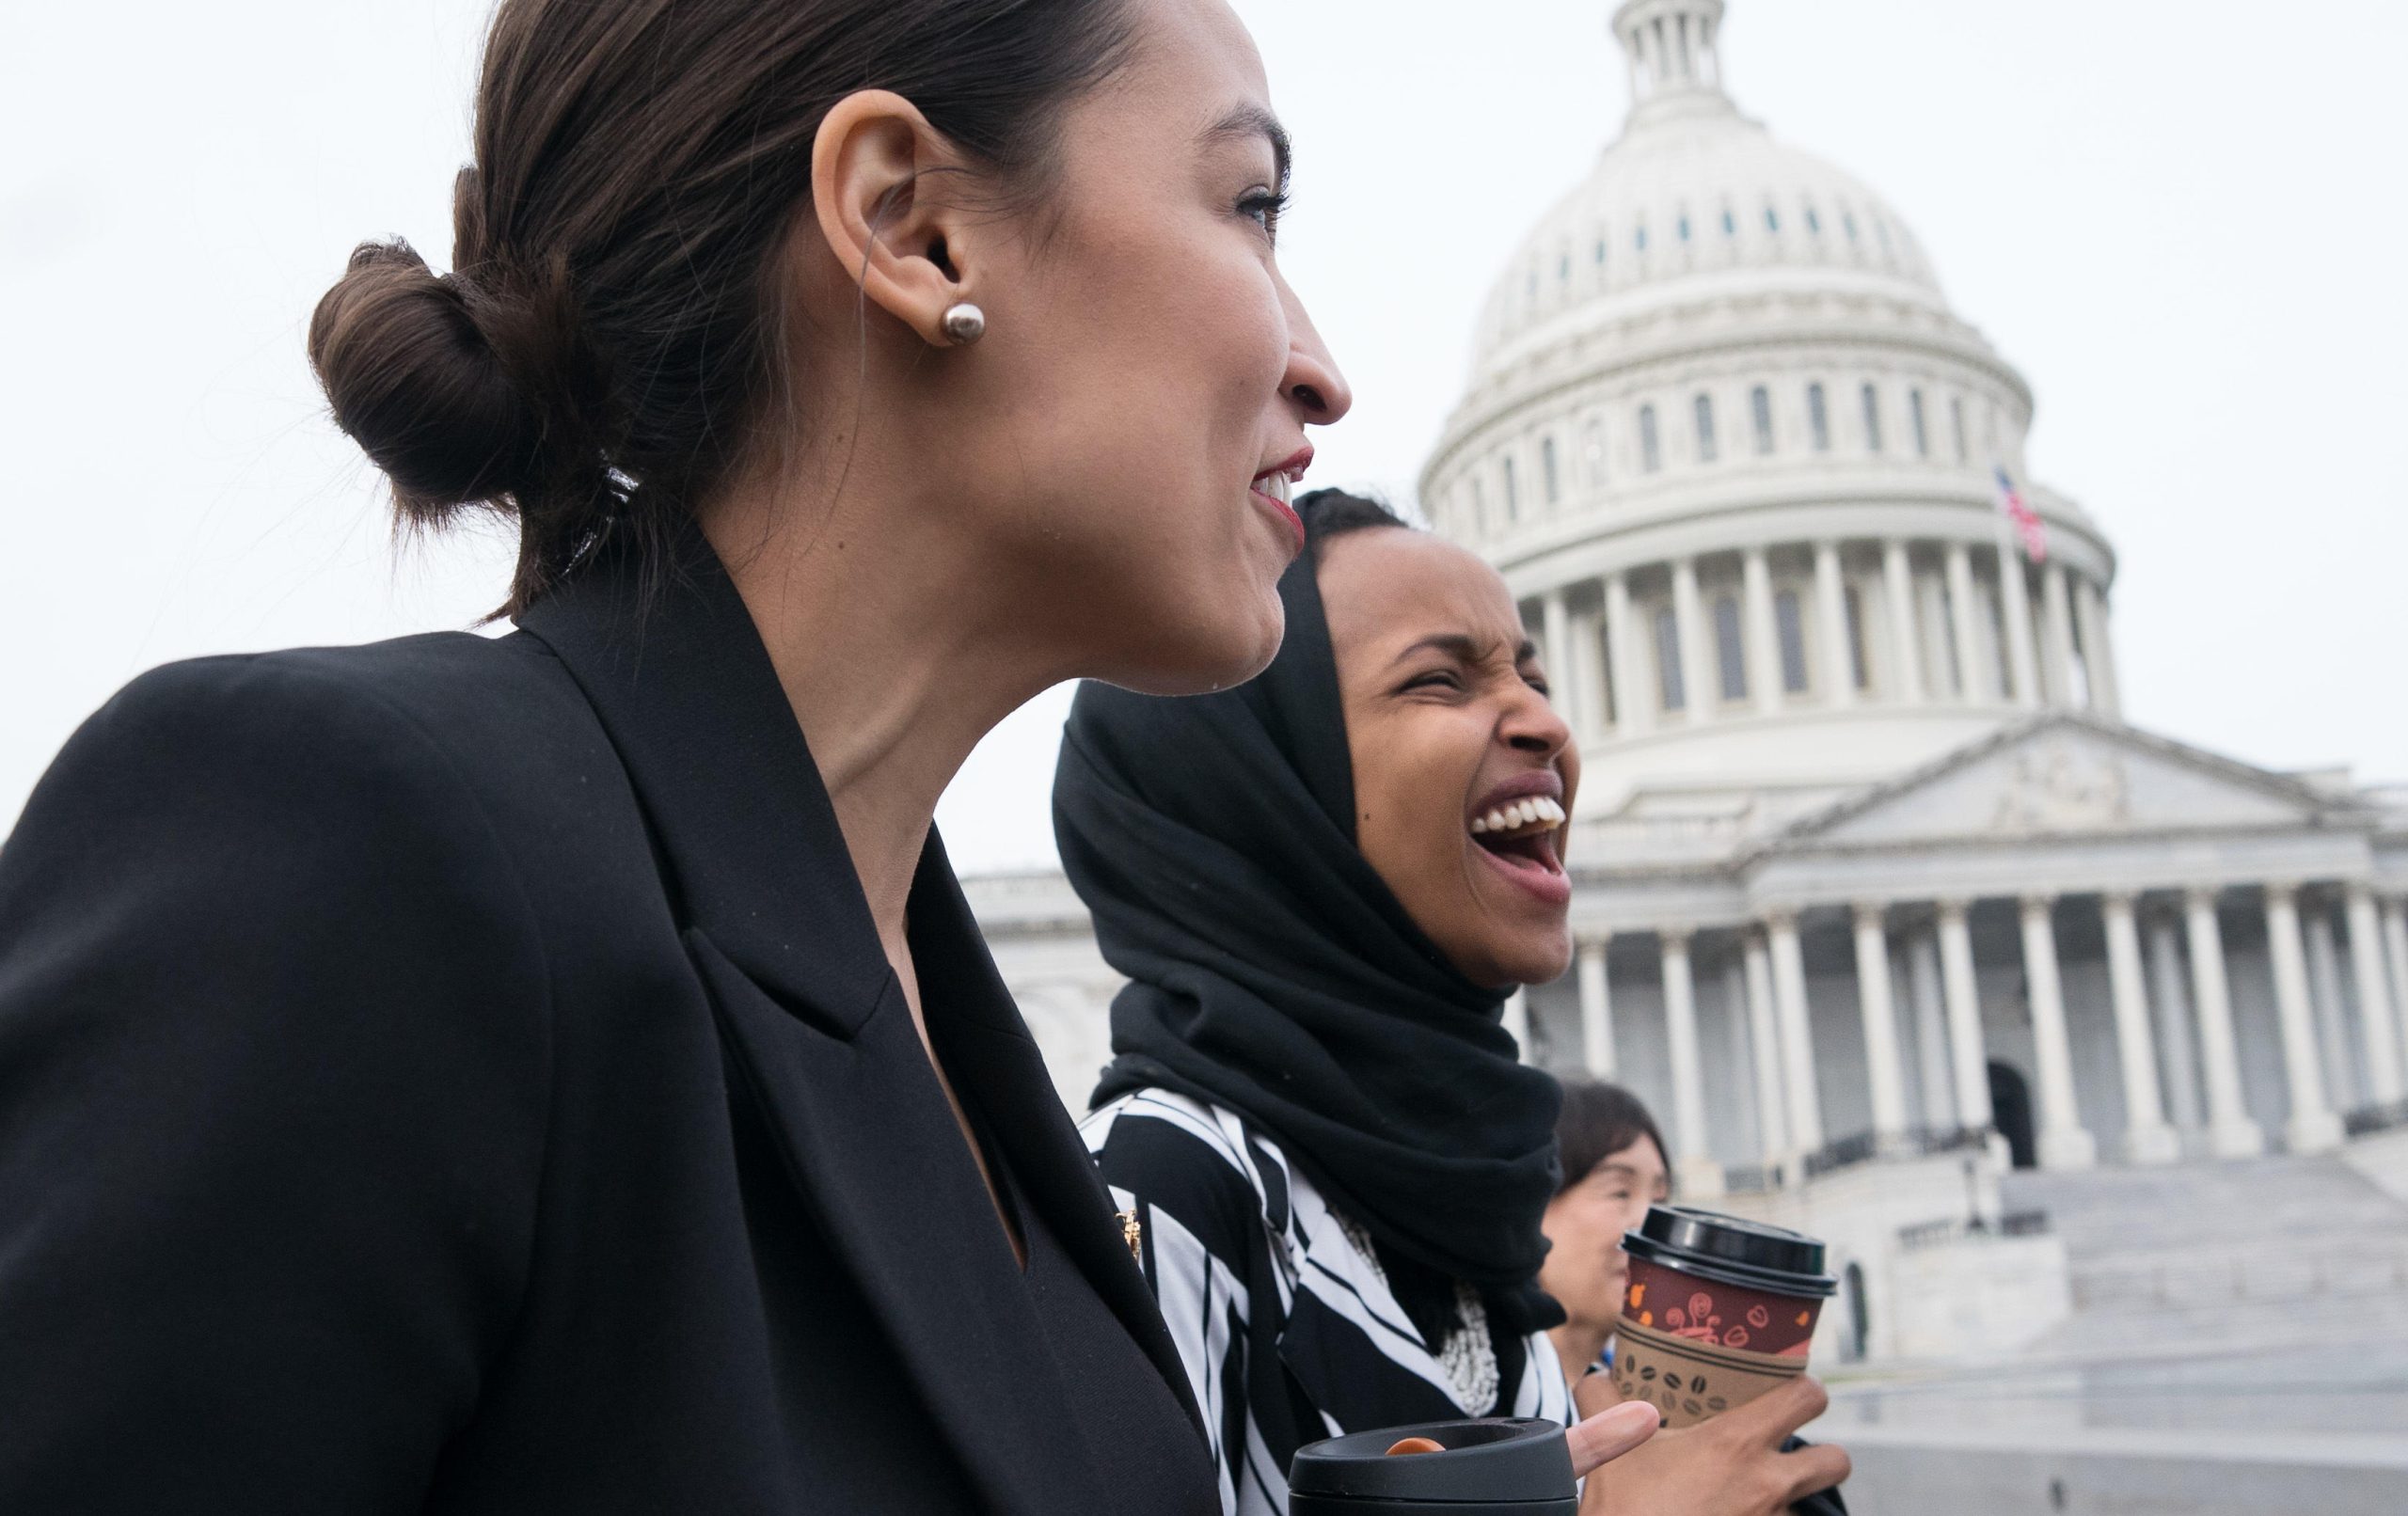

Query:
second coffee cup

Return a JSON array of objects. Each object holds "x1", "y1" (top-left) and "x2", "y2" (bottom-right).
[{"x1": 1609, "y1": 1205, "x2": 1836, "y2": 1429}]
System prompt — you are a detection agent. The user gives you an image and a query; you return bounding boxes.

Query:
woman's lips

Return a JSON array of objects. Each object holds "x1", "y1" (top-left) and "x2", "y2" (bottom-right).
[
  {"x1": 1471, "y1": 824, "x2": 1571, "y2": 906},
  {"x1": 1248, "y1": 482, "x2": 1305, "y2": 549}
]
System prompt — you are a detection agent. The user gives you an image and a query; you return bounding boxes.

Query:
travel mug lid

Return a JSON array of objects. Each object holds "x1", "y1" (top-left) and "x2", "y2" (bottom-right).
[
  {"x1": 1288, "y1": 1417, "x2": 1576, "y2": 1505},
  {"x1": 1623, "y1": 1205, "x2": 1837, "y2": 1298}
]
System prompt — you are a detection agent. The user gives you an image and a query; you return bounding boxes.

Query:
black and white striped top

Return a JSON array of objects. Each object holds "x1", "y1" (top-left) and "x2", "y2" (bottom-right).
[{"x1": 1083, "y1": 1089, "x2": 1574, "y2": 1516}]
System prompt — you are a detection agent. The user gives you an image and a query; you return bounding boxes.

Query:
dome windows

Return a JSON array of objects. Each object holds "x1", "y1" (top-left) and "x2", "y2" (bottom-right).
[
  {"x1": 1713, "y1": 596, "x2": 1748, "y2": 701},
  {"x1": 1844, "y1": 210, "x2": 1860, "y2": 243},
  {"x1": 1861, "y1": 383, "x2": 1884, "y2": 453},
  {"x1": 1501, "y1": 455, "x2": 1520, "y2": 520},
  {"x1": 1764, "y1": 204, "x2": 1782, "y2": 234},
  {"x1": 1654, "y1": 607, "x2": 1687, "y2": 712},
  {"x1": 1807, "y1": 384, "x2": 1831, "y2": 451},
  {"x1": 1694, "y1": 394, "x2": 1719, "y2": 463},
  {"x1": 1582, "y1": 416, "x2": 1608, "y2": 485},
  {"x1": 1678, "y1": 213, "x2": 1693, "y2": 243},
  {"x1": 1541, "y1": 435, "x2": 1562, "y2": 505},
  {"x1": 1639, "y1": 404, "x2": 1663, "y2": 472},
  {"x1": 1951, "y1": 396, "x2": 1969, "y2": 463},
  {"x1": 1751, "y1": 386, "x2": 1775, "y2": 455},
  {"x1": 1805, "y1": 205, "x2": 1822, "y2": 236},
  {"x1": 1909, "y1": 389, "x2": 1930, "y2": 458},
  {"x1": 1722, "y1": 209, "x2": 1737, "y2": 237},
  {"x1": 1636, "y1": 224, "x2": 1650, "y2": 253},
  {"x1": 1774, "y1": 590, "x2": 1810, "y2": 693}
]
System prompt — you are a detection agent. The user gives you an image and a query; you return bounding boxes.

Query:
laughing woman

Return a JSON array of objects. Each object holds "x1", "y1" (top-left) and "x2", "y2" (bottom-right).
[{"x1": 1059, "y1": 493, "x2": 1847, "y2": 1516}]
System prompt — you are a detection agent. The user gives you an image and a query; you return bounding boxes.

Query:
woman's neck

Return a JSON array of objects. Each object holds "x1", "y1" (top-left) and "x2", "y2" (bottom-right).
[
  {"x1": 1547, "y1": 1320, "x2": 1610, "y2": 1387},
  {"x1": 701, "y1": 466, "x2": 1067, "y2": 959}
]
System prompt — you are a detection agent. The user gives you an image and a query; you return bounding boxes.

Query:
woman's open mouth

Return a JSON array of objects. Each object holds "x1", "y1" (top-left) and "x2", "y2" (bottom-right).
[
  {"x1": 1250, "y1": 450, "x2": 1310, "y2": 549},
  {"x1": 1467, "y1": 794, "x2": 1571, "y2": 905}
]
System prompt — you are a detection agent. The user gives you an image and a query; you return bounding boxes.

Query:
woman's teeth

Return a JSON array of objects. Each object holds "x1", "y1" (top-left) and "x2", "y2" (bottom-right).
[
  {"x1": 1256, "y1": 471, "x2": 1294, "y2": 505},
  {"x1": 1468, "y1": 796, "x2": 1566, "y2": 838}
]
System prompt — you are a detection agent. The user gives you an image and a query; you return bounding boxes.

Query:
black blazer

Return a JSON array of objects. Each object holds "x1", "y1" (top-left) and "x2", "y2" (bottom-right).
[{"x1": 0, "y1": 538, "x2": 1212, "y2": 1513}]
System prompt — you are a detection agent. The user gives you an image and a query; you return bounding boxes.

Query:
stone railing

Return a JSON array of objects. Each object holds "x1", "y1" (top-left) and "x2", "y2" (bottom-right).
[
  {"x1": 1896, "y1": 1208, "x2": 2051, "y2": 1253},
  {"x1": 1802, "y1": 1124, "x2": 1989, "y2": 1180}
]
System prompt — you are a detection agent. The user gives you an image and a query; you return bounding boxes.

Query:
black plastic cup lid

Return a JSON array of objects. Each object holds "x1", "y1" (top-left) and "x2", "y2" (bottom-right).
[
  {"x1": 1288, "y1": 1418, "x2": 1575, "y2": 1505},
  {"x1": 1622, "y1": 1205, "x2": 1837, "y2": 1298}
]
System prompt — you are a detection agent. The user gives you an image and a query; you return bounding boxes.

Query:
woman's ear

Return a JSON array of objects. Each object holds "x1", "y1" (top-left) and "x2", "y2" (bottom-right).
[{"x1": 810, "y1": 89, "x2": 979, "y2": 347}]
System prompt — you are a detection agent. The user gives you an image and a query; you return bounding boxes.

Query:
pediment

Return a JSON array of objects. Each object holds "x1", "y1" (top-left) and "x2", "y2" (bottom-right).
[{"x1": 1782, "y1": 716, "x2": 2343, "y2": 849}]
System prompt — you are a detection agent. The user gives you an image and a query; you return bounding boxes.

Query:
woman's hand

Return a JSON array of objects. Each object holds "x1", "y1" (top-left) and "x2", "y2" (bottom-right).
[{"x1": 1568, "y1": 1369, "x2": 1850, "y2": 1514}]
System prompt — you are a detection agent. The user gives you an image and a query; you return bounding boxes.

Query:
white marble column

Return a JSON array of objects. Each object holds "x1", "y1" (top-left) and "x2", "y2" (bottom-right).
[
  {"x1": 2304, "y1": 903, "x2": 2356, "y2": 1113},
  {"x1": 1503, "y1": 987, "x2": 1530, "y2": 1055},
  {"x1": 1572, "y1": 609, "x2": 1609, "y2": 745},
  {"x1": 1814, "y1": 542, "x2": 1855, "y2": 709},
  {"x1": 1576, "y1": 938, "x2": 1617, "y2": 1077},
  {"x1": 1542, "y1": 590, "x2": 1576, "y2": 734},
  {"x1": 1935, "y1": 901, "x2": 1995, "y2": 1131},
  {"x1": 2038, "y1": 562, "x2": 2077, "y2": 707},
  {"x1": 1671, "y1": 558, "x2": 1714, "y2": 724},
  {"x1": 2186, "y1": 887, "x2": 2267, "y2": 1158},
  {"x1": 1766, "y1": 911, "x2": 1825, "y2": 1154},
  {"x1": 2352, "y1": 884, "x2": 2407, "y2": 1105},
  {"x1": 1605, "y1": 572, "x2": 1651, "y2": 735},
  {"x1": 1881, "y1": 542, "x2": 1925, "y2": 704},
  {"x1": 2101, "y1": 893, "x2": 2180, "y2": 1163},
  {"x1": 1660, "y1": 931, "x2": 1724, "y2": 1195},
  {"x1": 1906, "y1": 927, "x2": 1954, "y2": 1129},
  {"x1": 2073, "y1": 575, "x2": 2123, "y2": 719},
  {"x1": 1742, "y1": 931, "x2": 1790, "y2": 1167},
  {"x1": 2264, "y1": 884, "x2": 2344, "y2": 1154},
  {"x1": 2384, "y1": 896, "x2": 2408, "y2": 1095},
  {"x1": 1851, "y1": 904, "x2": 1910, "y2": 1141},
  {"x1": 1944, "y1": 544, "x2": 1987, "y2": 703},
  {"x1": 2144, "y1": 910, "x2": 2206, "y2": 1137},
  {"x1": 1742, "y1": 547, "x2": 1782, "y2": 717},
  {"x1": 1996, "y1": 545, "x2": 2042, "y2": 708},
  {"x1": 2019, "y1": 895, "x2": 2097, "y2": 1169}
]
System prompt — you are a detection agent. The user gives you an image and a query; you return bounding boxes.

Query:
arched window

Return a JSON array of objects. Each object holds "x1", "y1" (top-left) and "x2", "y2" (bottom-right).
[
  {"x1": 1582, "y1": 417, "x2": 1608, "y2": 485},
  {"x1": 1694, "y1": 394, "x2": 1718, "y2": 463},
  {"x1": 1764, "y1": 204, "x2": 1781, "y2": 233},
  {"x1": 1951, "y1": 396, "x2": 1969, "y2": 463},
  {"x1": 1654, "y1": 606, "x2": 1686, "y2": 711},
  {"x1": 1843, "y1": 585, "x2": 1870, "y2": 690},
  {"x1": 1501, "y1": 455, "x2": 1519, "y2": 519},
  {"x1": 1639, "y1": 405, "x2": 1662, "y2": 473},
  {"x1": 1635, "y1": 224, "x2": 1649, "y2": 253},
  {"x1": 1861, "y1": 383, "x2": 1883, "y2": 453},
  {"x1": 1559, "y1": 252, "x2": 1571, "y2": 283},
  {"x1": 1678, "y1": 214, "x2": 1692, "y2": 243},
  {"x1": 1713, "y1": 595, "x2": 1747, "y2": 701},
  {"x1": 1844, "y1": 210, "x2": 1860, "y2": 243},
  {"x1": 1469, "y1": 477, "x2": 1488, "y2": 532},
  {"x1": 1595, "y1": 236, "x2": 1608, "y2": 266},
  {"x1": 1805, "y1": 204, "x2": 1822, "y2": 235},
  {"x1": 1774, "y1": 590, "x2": 1809, "y2": 693},
  {"x1": 1807, "y1": 384, "x2": 1830, "y2": 451},
  {"x1": 1541, "y1": 435, "x2": 1561, "y2": 505},
  {"x1": 1751, "y1": 386, "x2": 1774, "y2": 455},
  {"x1": 1722, "y1": 208, "x2": 1737, "y2": 237},
  {"x1": 1909, "y1": 388, "x2": 1930, "y2": 458}
]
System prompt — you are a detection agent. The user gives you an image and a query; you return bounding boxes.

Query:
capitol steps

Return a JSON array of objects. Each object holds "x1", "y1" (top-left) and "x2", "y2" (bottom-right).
[{"x1": 2001, "y1": 1155, "x2": 2408, "y2": 1357}]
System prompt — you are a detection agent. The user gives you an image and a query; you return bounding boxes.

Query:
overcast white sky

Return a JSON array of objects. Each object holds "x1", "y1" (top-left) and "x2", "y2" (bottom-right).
[{"x1": 5, "y1": 1, "x2": 2402, "y2": 872}]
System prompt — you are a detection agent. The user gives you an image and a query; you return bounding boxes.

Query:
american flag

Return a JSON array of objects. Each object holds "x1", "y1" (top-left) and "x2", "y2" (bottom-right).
[{"x1": 1994, "y1": 466, "x2": 2048, "y2": 563}]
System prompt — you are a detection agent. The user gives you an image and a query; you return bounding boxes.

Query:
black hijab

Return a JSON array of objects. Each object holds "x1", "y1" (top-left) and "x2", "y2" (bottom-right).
[{"x1": 1054, "y1": 497, "x2": 1563, "y2": 1330}]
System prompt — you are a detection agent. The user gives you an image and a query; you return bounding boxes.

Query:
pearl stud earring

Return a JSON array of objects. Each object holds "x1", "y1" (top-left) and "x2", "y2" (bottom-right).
[{"x1": 942, "y1": 302, "x2": 986, "y2": 346}]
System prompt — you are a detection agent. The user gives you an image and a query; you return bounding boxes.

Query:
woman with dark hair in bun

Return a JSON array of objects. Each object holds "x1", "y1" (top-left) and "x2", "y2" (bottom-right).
[
  {"x1": 1064, "y1": 492, "x2": 1849, "y2": 1516},
  {"x1": 0, "y1": 1, "x2": 1375, "y2": 1509}
]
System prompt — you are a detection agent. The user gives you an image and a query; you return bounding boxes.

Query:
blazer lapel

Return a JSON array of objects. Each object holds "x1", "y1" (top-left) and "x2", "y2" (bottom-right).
[
  {"x1": 910, "y1": 843, "x2": 1207, "y2": 1434},
  {"x1": 517, "y1": 531, "x2": 1110, "y2": 1513}
]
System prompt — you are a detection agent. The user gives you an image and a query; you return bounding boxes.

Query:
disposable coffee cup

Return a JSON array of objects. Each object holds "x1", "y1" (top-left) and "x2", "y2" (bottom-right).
[
  {"x1": 1287, "y1": 1417, "x2": 1576, "y2": 1515},
  {"x1": 1610, "y1": 1205, "x2": 1836, "y2": 1429}
]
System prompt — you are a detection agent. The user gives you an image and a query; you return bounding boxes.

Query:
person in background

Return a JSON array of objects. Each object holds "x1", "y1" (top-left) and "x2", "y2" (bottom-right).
[
  {"x1": 1540, "y1": 1079, "x2": 1672, "y2": 1384},
  {"x1": 1060, "y1": 491, "x2": 1846, "y2": 1516}
]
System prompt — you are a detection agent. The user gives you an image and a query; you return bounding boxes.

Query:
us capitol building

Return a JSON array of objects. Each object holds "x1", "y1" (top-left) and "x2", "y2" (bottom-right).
[{"x1": 970, "y1": 0, "x2": 2408, "y2": 1371}]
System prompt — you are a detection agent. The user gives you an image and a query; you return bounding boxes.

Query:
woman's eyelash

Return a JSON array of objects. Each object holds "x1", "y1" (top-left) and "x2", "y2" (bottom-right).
[{"x1": 1240, "y1": 187, "x2": 1291, "y2": 236}]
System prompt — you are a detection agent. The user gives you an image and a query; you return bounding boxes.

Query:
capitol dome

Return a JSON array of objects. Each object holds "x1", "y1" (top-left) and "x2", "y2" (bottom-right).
[{"x1": 1423, "y1": 0, "x2": 2117, "y2": 821}]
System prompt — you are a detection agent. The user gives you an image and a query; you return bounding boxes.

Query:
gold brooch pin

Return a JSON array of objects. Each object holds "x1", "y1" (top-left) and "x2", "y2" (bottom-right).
[{"x1": 1117, "y1": 1208, "x2": 1143, "y2": 1266}]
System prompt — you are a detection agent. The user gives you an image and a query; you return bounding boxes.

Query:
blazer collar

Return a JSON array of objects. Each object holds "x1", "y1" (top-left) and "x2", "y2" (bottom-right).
[
  {"x1": 515, "y1": 525, "x2": 889, "y2": 1036},
  {"x1": 516, "y1": 526, "x2": 1207, "y2": 1482}
]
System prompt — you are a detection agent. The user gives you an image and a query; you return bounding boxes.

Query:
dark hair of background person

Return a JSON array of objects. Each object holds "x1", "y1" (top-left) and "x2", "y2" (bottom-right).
[
  {"x1": 307, "y1": 0, "x2": 1138, "y2": 615},
  {"x1": 1553, "y1": 1077, "x2": 1670, "y2": 1195},
  {"x1": 1296, "y1": 486, "x2": 1409, "y2": 560}
]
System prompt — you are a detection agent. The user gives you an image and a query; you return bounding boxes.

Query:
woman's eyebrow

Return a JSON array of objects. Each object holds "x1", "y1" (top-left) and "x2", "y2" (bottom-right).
[
  {"x1": 1386, "y1": 631, "x2": 1535, "y2": 670},
  {"x1": 1199, "y1": 102, "x2": 1291, "y2": 189}
]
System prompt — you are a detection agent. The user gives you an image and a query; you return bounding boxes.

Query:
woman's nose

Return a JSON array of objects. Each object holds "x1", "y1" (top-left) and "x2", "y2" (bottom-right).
[
  {"x1": 1279, "y1": 277, "x2": 1353, "y2": 425},
  {"x1": 1504, "y1": 677, "x2": 1573, "y2": 756}
]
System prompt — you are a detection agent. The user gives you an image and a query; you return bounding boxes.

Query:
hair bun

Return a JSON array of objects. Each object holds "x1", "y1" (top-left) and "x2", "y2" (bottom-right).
[{"x1": 309, "y1": 238, "x2": 545, "y2": 523}]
